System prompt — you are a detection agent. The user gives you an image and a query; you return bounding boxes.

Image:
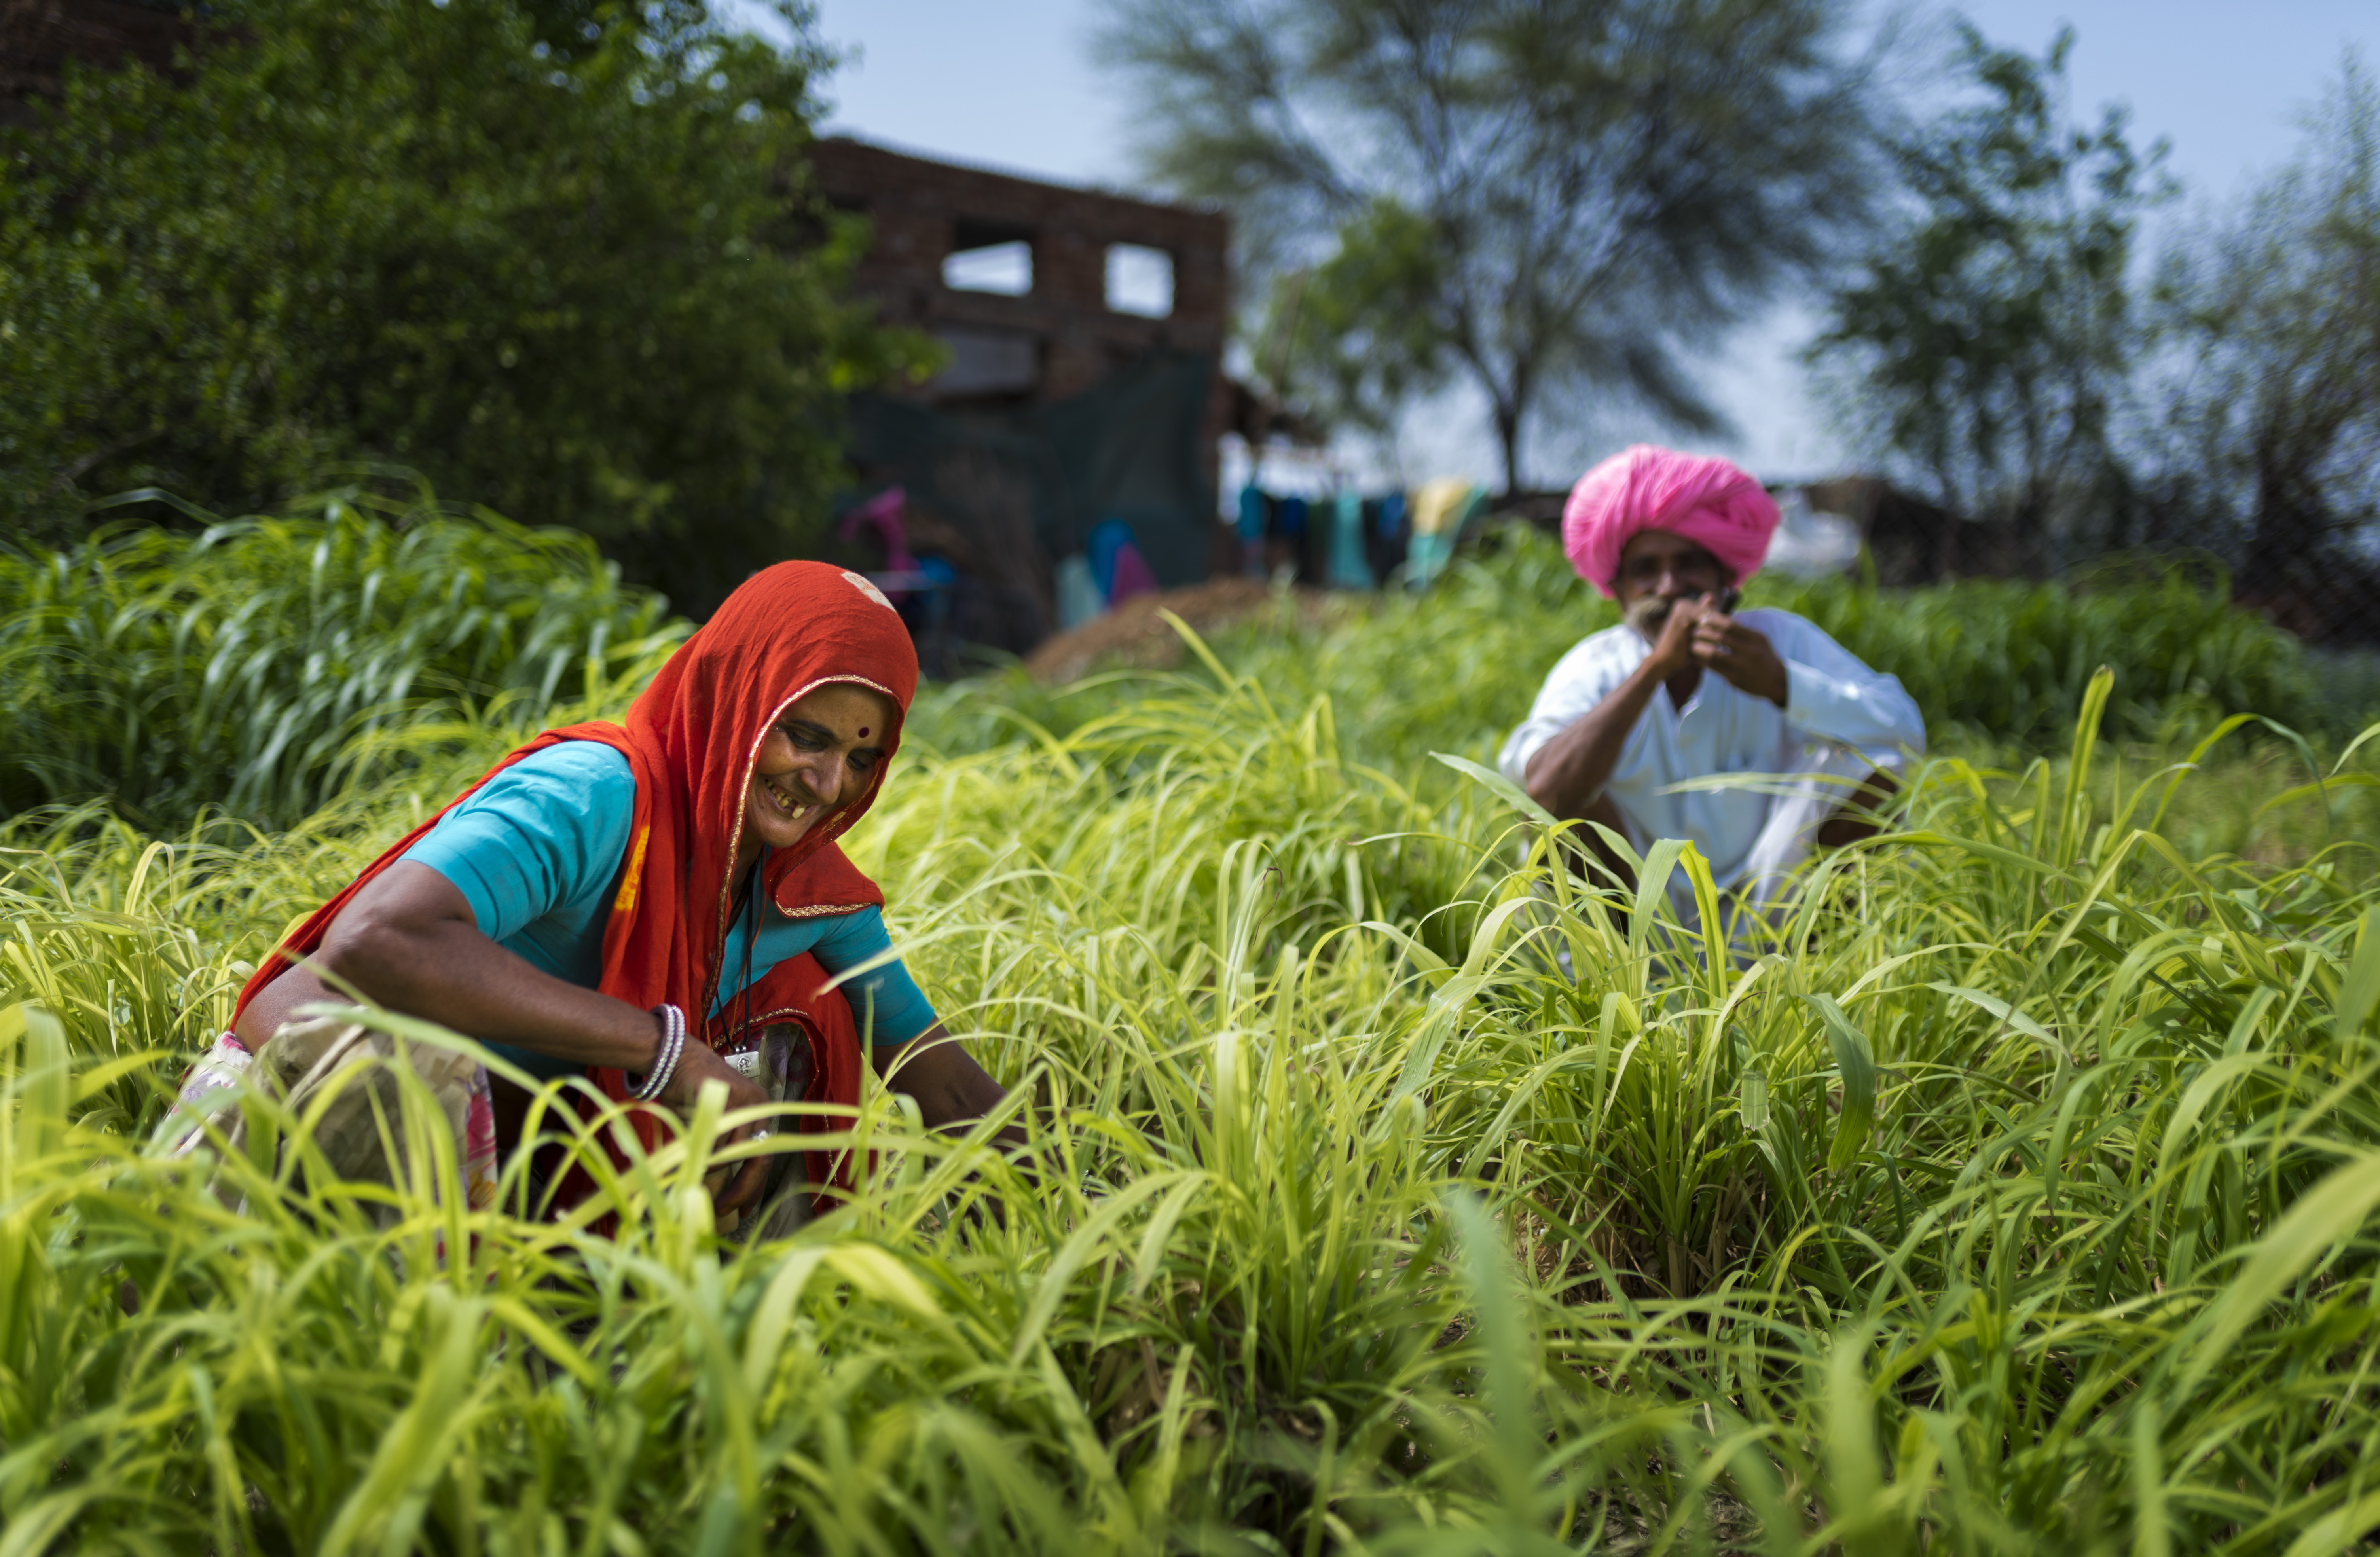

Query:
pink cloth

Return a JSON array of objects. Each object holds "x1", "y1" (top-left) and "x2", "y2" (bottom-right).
[
  {"x1": 1561, "y1": 446, "x2": 1780, "y2": 598},
  {"x1": 1107, "y1": 542, "x2": 1158, "y2": 605},
  {"x1": 837, "y1": 487, "x2": 918, "y2": 575}
]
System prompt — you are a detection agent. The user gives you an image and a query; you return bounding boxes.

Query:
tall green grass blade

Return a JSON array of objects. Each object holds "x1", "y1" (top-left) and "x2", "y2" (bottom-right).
[{"x1": 1809, "y1": 994, "x2": 1877, "y2": 1170}]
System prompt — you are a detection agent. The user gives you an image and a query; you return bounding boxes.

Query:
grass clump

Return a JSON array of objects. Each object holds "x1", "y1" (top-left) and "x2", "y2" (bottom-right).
[
  {"x1": 4, "y1": 508, "x2": 2380, "y2": 1548},
  {"x1": 0, "y1": 485, "x2": 682, "y2": 830},
  {"x1": 1754, "y1": 561, "x2": 2324, "y2": 747},
  {"x1": 7, "y1": 565, "x2": 2380, "y2": 1549}
]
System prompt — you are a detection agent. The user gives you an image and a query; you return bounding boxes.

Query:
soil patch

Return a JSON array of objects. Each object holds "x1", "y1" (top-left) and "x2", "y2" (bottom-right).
[{"x1": 1024, "y1": 578, "x2": 1314, "y2": 683}]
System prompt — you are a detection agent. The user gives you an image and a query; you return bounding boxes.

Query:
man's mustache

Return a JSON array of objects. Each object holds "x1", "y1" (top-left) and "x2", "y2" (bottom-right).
[
  {"x1": 1626, "y1": 594, "x2": 1681, "y2": 637},
  {"x1": 1627, "y1": 590, "x2": 1733, "y2": 639}
]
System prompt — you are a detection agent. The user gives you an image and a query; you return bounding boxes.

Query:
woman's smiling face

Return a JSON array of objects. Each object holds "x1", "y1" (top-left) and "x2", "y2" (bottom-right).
[{"x1": 741, "y1": 682, "x2": 897, "y2": 861}]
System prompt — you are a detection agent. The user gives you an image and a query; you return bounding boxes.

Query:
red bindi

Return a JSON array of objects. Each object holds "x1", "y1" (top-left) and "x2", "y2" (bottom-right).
[{"x1": 857, "y1": 727, "x2": 870, "y2": 738}]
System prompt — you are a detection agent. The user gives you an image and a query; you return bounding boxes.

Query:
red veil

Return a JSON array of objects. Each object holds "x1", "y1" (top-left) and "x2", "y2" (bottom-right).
[{"x1": 233, "y1": 561, "x2": 922, "y2": 1214}]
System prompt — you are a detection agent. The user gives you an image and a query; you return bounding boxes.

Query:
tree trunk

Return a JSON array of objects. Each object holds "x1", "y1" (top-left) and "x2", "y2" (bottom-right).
[
  {"x1": 2246, "y1": 448, "x2": 2326, "y2": 588},
  {"x1": 1493, "y1": 400, "x2": 1523, "y2": 497}
]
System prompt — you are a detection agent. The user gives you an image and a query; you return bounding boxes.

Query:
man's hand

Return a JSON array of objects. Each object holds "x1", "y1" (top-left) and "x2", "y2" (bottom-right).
[
  {"x1": 1691, "y1": 609, "x2": 1788, "y2": 707},
  {"x1": 1645, "y1": 591, "x2": 1710, "y2": 677},
  {"x1": 1522, "y1": 592, "x2": 1714, "y2": 822}
]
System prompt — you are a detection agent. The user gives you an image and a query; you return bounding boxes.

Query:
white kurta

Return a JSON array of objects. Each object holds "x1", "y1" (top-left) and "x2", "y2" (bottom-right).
[{"x1": 1496, "y1": 608, "x2": 1926, "y2": 914}]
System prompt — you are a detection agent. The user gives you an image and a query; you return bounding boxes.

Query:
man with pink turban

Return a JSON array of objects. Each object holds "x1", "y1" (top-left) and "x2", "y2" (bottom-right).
[{"x1": 1498, "y1": 445, "x2": 1924, "y2": 924}]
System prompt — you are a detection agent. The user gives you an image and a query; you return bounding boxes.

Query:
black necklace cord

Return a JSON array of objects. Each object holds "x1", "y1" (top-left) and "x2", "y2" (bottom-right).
[{"x1": 736, "y1": 850, "x2": 765, "y2": 1051}]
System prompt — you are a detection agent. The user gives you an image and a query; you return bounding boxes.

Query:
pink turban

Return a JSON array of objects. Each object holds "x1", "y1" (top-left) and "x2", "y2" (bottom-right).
[{"x1": 1561, "y1": 445, "x2": 1780, "y2": 598}]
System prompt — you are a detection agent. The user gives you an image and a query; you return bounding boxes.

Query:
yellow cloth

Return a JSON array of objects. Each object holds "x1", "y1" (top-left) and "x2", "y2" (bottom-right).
[{"x1": 1410, "y1": 477, "x2": 1483, "y2": 537}]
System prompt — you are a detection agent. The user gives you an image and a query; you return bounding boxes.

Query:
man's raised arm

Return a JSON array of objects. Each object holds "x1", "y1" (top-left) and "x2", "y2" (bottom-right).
[{"x1": 1513, "y1": 597, "x2": 1706, "y2": 820}]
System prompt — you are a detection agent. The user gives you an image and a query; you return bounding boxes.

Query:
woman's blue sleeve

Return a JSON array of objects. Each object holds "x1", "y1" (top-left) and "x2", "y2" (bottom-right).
[
  {"x1": 808, "y1": 906, "x2": 940, "y2": 1046},
  {"x1": 398, "y1": 743, "x2": 636, "y2": 943}
]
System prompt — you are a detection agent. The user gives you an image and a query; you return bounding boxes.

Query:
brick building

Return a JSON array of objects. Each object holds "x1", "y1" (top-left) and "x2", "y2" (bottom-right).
[
  {"x1": 810, "y1": 138, "x2": 1239, "y2": 655},
  {"x1": 810, "y1": 137, "x2": 1230, "y2": 414}
]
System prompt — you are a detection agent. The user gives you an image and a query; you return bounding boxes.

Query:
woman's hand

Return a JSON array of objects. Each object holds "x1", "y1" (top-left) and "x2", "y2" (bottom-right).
[
  {"x1": 874, "y1": 1026, "x2": 1034, "y2": 1229},
  {"x1": 875, "y1": 1025, "x2": 1019, "y2": 1140},
  {"x1": 660, "y1": 1036, "x2": 774, "y2": 1216}
]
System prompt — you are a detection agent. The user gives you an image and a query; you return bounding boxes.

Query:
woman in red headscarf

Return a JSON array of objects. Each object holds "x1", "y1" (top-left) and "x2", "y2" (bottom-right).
[{"x1": 209, "y1": 561, "x2": 1009, "y2": 1225}]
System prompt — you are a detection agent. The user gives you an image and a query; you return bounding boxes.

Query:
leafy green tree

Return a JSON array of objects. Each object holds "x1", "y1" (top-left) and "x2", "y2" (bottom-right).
[
  {"x1": 1252, "y1": 198, "x2": 1449, "y2": 455},
  {"x1": 2145, "y1": 55, "x2": 2380, "y2": 596},
  {"x1": 0, "y1": 0, "x2": 927, "y2": 612},
  {"x1": 1807, "y1": 25, "x2": 2169, "y2": 560},
  {"x1": 1097, "y1": 0, "x2": 1881, "y2": 491}
]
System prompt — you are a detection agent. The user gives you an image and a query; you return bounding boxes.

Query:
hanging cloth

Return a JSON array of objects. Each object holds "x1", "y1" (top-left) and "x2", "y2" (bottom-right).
[
  {"x1": 1088, "y1": 517, "x2": 1159, "y2": 605},
  {"x1": 1327, "y1": 488, "x2": 1374, "y2": 589}
]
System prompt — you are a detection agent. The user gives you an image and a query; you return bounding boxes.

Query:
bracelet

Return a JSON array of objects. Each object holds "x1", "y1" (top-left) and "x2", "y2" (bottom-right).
[
  {"x1": 630, "y1": 1003, "x2": 687, "y2": 1102},
  {"x1": 637, "y1": 1003, "x2": 685, "y2": 1101}
]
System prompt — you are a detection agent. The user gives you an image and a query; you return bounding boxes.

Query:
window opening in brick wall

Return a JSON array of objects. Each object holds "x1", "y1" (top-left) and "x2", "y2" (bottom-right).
[
  {"x1": 1105, "y1": 244, "x2": 1174, "y2": 318},
  {"x1": 943, "y1": 239, "x2": 1033, "y2": 296}
]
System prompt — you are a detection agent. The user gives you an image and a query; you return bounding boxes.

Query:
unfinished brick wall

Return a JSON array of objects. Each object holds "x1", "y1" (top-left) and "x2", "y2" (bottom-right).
[
  {"x1": 816, "y1": 137, "x2": 1241, "y2": 607},
  {"x1": 808, "y1": 136, "x2": 1230, "y2": 405}
]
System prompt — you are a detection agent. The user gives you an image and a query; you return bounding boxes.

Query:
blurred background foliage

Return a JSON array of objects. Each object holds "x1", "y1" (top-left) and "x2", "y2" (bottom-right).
[
  {"x1": 0, "y1": 508, "x2": 2339, "y2": 836},
  {"x1": 1807, "y1": 30, "x2": 2380, "y2": 597},
  {"x1": 917, "y1": 526, "x2": 2330, "y2": 764},
  {"x1": 0, "y1": 484, "x2": 683, "y2": 831},
  {"x1": 1104, "y1": 8, "x2": 2380, "y2": 640},
  {"x1": 2141, "y1": 57, "x2": 2380, "y2": 600},
  {"x1": 0, "y1": 0, "x2": 934, "y2": 614},
  {"x1": 1805, "y1": 23, "x2": 2165, "y2": 560},
  {"x1": 1, "y1": 0, "x2": 2372, "y2": 661}
]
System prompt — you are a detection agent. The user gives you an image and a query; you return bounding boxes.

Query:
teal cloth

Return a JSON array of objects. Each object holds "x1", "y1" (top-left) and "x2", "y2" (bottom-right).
[
  {"x1": 400, "y1": 743, "x2": 937, "y2": 1080},
  {"x1": 1328, "y1": 488, "x2": 1375, "y2": 589}
]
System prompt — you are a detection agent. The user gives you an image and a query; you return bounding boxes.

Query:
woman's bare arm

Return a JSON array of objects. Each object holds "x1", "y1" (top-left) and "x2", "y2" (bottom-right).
[
  {"x1": 238, "y1": 860, "x2": 771, "y2": 1206},
  {"x1": 241, "y1": 864, "x2": 658, "y2": 1065},
  {"x1": 874, "y1": 1024, "x2": 1027, "y2": 1147}
]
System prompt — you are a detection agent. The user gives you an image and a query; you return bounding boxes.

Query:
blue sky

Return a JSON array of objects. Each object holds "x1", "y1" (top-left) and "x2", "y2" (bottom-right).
[{"x1": 736, "y1": 0, "x2": 2374, "y2": 487}]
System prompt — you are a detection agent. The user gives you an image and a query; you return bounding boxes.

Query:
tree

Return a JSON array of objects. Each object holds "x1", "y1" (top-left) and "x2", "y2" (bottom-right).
[
  {"x1": 0, "y1": 0, "x2": 928, "y2": 613},
  {"x1": 2145, "y1": 54, "x2": 2380, "y2": 608},
  {"x1": 1805, "y1": 25, "x2": 2169, "y2": 562},
  {"x1": 1096, "y1": 0, "x2": 1880, "y2": 492},
  {"x1": 1252, "y1": 198, "x2": 1450, "y2": 455}
]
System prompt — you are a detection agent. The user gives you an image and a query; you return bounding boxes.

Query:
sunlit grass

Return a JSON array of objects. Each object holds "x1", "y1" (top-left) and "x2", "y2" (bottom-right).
[{"x1": 4, "y1": 527, "x2": 2380, "y2": 1549}]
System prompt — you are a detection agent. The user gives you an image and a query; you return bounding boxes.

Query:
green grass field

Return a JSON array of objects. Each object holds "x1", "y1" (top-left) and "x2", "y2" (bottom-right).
[{"x1": 5, "y1": 510, "x2": 2380, "y2": 1552}]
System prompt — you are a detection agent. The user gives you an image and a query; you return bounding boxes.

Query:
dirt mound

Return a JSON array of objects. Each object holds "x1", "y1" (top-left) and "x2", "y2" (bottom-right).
[{"x1": 1022, "y1": 578, "x2": 1286, "y2": 683}]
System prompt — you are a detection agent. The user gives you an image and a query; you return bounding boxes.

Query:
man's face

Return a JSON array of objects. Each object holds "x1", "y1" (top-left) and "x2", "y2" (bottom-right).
[{"x1": 1614, "y1": 529, "x2": 1726, "y2": 638}]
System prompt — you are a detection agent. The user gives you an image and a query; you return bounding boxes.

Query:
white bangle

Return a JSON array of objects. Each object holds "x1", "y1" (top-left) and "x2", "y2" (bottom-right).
[{"x1": 632, "y1": 1003, "x2": 686, "y2": 1102}]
